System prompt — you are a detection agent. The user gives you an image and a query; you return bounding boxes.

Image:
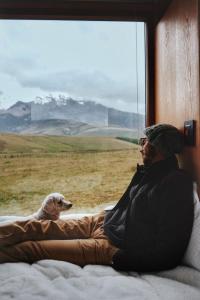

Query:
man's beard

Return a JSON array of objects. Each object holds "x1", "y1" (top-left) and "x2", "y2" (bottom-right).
[{"x1": 142, "y1": 145, "x2": 157, "y2": 167}]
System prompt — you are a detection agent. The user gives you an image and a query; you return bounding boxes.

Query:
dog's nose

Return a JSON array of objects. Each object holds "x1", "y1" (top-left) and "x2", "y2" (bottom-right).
[{"x1": 63, "y1": 201, "x2": 72, "y2": 209}]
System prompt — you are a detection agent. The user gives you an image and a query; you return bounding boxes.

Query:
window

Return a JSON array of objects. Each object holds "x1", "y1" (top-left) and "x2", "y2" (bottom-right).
[{"x1": 0, "y1": 20, "x2": 146, "y2": 215}]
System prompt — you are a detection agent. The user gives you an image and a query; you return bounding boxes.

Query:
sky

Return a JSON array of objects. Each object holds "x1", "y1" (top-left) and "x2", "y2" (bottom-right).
[{"x1": 0, "y1": 20, "x2": 146, "y2": 114}]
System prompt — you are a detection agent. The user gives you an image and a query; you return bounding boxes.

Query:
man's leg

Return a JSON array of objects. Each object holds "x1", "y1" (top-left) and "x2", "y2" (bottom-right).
[
  {"x1": 0, "y1": 238, "x2": 118, "y2": 266},
  {"x1": 0, "y1": 214, "x2": 100, "y2": 247}
]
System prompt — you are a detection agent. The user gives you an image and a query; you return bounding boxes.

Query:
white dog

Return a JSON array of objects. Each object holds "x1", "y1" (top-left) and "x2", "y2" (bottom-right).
[{"x1": 33, "y1": 193, "x2": 72, "y2": 220}]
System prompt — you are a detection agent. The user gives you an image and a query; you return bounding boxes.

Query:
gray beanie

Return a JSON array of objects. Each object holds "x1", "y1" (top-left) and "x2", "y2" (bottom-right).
[{"x1": 144, "y1": 124, "x2": 184, "y2": 158}]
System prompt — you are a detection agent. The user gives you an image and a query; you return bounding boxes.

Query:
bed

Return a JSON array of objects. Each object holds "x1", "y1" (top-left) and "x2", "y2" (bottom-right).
[
  {"x1": 1, "y1": 188, "x2": 200, "y2": 300},
  {"x1": 1, "y1": 259, "x2": 200, "y2": 300}
]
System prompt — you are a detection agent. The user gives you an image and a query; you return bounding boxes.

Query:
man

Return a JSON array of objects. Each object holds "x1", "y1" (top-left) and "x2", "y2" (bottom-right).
[
  {"x1": 0, "y1": 124, "x2": 194, "y2": 272},
  {"x1": 104, "y1": 123, "x2": 194, "y2": 271}
]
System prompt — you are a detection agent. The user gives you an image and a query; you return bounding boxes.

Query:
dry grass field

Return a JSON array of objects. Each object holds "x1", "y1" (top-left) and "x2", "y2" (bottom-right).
[{"x1": 0, "y1": 134, "x2": 141, "y2": 216}]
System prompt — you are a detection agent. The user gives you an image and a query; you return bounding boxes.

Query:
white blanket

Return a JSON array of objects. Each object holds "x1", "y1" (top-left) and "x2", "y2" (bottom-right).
[
  {"x1": 1, "y1": 260, "x2": 200, "y2": 300},
  {"x1": 1, "y1": 215, "x2": 200, "y2": 300}
]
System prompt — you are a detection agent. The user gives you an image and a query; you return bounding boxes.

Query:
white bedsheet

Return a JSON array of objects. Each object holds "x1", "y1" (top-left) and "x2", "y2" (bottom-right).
[
  {"x1": 0, "y1": 215, "x2": 200, "y2": 300},
  {"x1": 1, "y1": 260, "x2": 200, "y2": 300}
]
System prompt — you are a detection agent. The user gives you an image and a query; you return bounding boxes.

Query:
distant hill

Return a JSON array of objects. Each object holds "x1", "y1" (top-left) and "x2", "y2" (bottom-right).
[
  {"x1": 0, "y1": 112, "x2": 31, "y2": 132},
  {"x1": 6, "y1": 101, "x2": 31, "y2": 117},
  {"x1": 0, "y1": 97, "x2": 145, "y2": 137},
  {"x1": 19, "y1": 119, "x2": 138, "y2": 138},
  {"x1": 31, "y1": 97, "x2": 144, "y2": 129},
  {"x1": 0, "y1": 134, "x2": 137, "y2": 154}
]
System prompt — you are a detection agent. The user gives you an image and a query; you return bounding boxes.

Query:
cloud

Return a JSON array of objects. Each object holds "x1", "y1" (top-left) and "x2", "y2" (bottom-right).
[
  {"x1": 0, "y1": 55, "x2": 137, "y2": 105},
  {"x1": 0, "y1": 91, "x2": 3, "y2": 96},
  {"x1": 0, "y1": 56, "x2": 144, "y2": 112},
  {"x1": 0, "y1": 56, "x2": 37, "y2": 78},
  {"x1": 19, "y1": 69, "x2": 137, "y2": 104}
]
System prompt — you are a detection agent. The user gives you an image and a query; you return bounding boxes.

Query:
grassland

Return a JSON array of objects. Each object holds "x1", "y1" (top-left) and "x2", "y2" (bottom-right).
[{"x1": 0, "y1": 134, "x2": 141, "y2": 216}]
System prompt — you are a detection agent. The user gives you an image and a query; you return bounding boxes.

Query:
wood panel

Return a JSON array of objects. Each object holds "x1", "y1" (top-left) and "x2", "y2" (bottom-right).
[
  {"x1": 0, "y1": 0, "x2": 172, "y2": 23},
  {"x1": 155, "y1": 0, "x2": 200, "y2": 185}
]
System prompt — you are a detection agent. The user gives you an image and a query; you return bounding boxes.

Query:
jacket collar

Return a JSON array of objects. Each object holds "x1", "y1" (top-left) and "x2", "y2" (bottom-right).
[{"x1": 136, "y1": 155, "x2": 179, "y2": 180}]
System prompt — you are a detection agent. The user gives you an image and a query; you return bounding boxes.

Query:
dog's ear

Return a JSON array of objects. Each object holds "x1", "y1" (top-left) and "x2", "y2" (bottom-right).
[{"x1": 42, "y1": 194, "x2": 56, "y2": 209}]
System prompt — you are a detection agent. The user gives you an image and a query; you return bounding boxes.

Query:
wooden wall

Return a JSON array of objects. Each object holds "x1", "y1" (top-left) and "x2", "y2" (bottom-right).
[{"x1": 155, "y1": 0, "x2": 200, "y2": 186}]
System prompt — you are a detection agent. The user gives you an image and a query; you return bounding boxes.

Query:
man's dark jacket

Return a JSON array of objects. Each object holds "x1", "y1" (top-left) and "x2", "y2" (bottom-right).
[{"x1": 104, "y1": 156, "x2": 194, "y2": 272}]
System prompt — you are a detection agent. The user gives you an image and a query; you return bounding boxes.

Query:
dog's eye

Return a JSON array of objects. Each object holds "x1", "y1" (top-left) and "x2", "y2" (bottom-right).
[{"x1": 58, "y1": 199, "x2": 62, "y2": 205}]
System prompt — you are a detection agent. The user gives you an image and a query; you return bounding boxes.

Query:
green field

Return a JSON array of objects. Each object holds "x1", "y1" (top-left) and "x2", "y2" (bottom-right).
[{"x1": 0, "y1": 134, "x2": 141, "y2": 216}]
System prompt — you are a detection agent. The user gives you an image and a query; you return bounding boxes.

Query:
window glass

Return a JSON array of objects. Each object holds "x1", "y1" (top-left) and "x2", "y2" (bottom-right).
[{"x1": 0, "y1": 20, "x2": 146, "y2": 216}]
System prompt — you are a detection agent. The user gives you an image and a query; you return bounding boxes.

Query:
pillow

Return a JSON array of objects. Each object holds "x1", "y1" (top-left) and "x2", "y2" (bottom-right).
[{"x1": 182, "y1": 182, "x2": 200, "y2": 270}]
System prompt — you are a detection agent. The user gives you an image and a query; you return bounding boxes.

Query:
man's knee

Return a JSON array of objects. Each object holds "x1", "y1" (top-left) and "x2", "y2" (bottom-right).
[{"x1": 0, "y1": 240, "x2": 38, "y2": 263}]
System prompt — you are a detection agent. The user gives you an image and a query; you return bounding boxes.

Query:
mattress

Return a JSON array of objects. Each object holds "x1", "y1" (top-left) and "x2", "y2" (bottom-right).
[
  {"x1": 0, "y1": 215, "x2": 200, "y2": 300},
  {"x1": 1, "y1": 260, "x2": 200, "y2": 300}
]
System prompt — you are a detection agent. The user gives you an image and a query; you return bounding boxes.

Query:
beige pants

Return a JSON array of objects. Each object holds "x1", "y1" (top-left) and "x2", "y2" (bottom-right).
[{"x1": 0, "y1": 211, "x2": 118, "y2": 266}]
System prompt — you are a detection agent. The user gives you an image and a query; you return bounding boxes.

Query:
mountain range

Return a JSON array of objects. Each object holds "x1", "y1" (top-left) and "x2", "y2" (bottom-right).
[{"x1": 0, "y1": 98, "x2": 145, "y2": 137}]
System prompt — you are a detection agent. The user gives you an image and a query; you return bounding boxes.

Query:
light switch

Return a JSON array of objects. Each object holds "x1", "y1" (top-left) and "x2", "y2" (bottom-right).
[{"x1": 184, "y1": 120, "x2": 196, "y2": 146}]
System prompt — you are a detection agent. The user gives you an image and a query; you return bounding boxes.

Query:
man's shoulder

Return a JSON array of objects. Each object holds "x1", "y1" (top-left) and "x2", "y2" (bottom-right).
[
  {"x1": 161, "y1": 167, "x2": 193, "y2": 188},
  {"x1": 168, "y1": 167, "x2": 192, "y2": 180}
]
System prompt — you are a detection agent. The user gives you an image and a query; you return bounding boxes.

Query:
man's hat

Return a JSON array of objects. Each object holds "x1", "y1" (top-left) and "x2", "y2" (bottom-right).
[{"x1": 144, "y1": 124, "x2": 184, "y2": 158}]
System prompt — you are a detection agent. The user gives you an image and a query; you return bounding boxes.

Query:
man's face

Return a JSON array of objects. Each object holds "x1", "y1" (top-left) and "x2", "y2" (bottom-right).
[{"x1": 139, "y1": 137, "x2": 157, "y2": 166}]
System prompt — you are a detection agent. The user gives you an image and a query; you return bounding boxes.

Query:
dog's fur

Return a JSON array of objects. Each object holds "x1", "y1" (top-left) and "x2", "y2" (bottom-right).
[{"x1": 33, "y1": 193, "x2": 72, "y2": 220}]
